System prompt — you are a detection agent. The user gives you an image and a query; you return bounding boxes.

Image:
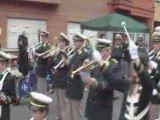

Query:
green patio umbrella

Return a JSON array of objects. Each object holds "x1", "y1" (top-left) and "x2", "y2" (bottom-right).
[{"x1": 81, "y1": 13, "x2": 149, "y2": 33}]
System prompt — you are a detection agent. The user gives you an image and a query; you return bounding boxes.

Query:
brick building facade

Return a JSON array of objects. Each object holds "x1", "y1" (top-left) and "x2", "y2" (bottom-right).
[
  {"x1": 154, "y1": 1, "x2": 160, "y2": 27},
  {"x1": 0, "y1": 0, "x2": 154, "y2": 49}
]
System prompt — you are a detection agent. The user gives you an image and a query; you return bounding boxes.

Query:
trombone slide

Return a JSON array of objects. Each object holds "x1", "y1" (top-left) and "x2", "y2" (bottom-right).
[
  {"x1": 37, "y1": 47, "x2": 57, "y2": 58},
  {"x1": 71, "y1": 61, "x2": 98, "y2": 78},
  {"x1": 27, "y1": 42, "x2": 42, "y2": 52}
]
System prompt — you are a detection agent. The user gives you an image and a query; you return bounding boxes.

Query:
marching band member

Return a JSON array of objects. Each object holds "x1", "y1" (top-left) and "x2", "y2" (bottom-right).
[
  {"x1": 63, "y1": 33, "x2": 88, "y2": 120},
  {"x1": 34, "y1": 31, "x2": 51, "y2": 93},
  {"x1": 0, "y1": 51, "x2": 17, "y2": 120},
  {"x1": 85, "y1": 38, "x2": 130, "y2": 120},
  {"x1": 149, "y1": 28, "x2": 160, "y2": 120},
  {"x1": 112, "y1": 34, "x2": 124, "y2": 62},
  {"x1": 83, "y1": 38, "x2": 93, "y2": 60},
  {"x1": 112, "y1": 34, "x2": 125, "y2": 99},
  {"x1": 118, "y1": 34, "x2": 153, "y2": 120},
  {"x1": 29, "y1": 92, "x2": 53, "y2": 120},
  {"x1": 136, "y1": 35, "x2": 148, "y2": 54},
  {"x1": 51, "y1": 33, "x2": 70, "y2": 120}
]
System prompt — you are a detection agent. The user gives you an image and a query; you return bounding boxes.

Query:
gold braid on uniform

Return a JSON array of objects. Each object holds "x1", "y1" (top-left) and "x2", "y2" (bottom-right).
[{"x1": 156, "y1": 51, "x2": 160, "y2": 60}]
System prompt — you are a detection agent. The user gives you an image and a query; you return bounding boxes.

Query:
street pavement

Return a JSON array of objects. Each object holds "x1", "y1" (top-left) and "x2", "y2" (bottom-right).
[
  {"x1": 10, "y1": 88, "x2": 160, "y2": 120},
  {"x1": 10, "y1": 90, "x2": 123, "y2": 120}
]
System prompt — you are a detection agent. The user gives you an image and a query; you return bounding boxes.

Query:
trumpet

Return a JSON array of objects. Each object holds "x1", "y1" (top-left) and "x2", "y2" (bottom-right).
[{"x1": 71, "y1": 60, "x2": 98, "y2": 78}]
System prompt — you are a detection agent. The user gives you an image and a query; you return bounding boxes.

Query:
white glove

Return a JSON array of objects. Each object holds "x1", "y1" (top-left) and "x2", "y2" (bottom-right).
[
  {"x1": 152, "y1": 89, "x2": 158, "y2": 96},
  {"x1": 0, "y1": 92, "x2": 7, "y2": 102},
  {"x1": 149, "y1": 60, "x2": 158, "y2": 70},
  {"x1": 129, "y1": 40, "x2": 139, "y2": 60},
  {"x1": 92, "y1": 50, "x2": 102, "y2": 62}
]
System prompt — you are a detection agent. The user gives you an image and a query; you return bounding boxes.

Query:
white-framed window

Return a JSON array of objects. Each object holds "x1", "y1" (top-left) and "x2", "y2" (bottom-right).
[
  {"x1": 7, "y1": 18, "x2": 47, "y2": 48},
  {"x1": 67, "y1": 22, "x2": 81, "y2": 42},
  {"x1": 67, "y1": 22, "x2": 98, "y2": 45}
]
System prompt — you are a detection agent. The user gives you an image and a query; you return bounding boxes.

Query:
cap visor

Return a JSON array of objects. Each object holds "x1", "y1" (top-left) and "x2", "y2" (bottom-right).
[{"x1": 29, "y1": 104, "x2": 43, "y2": 111}]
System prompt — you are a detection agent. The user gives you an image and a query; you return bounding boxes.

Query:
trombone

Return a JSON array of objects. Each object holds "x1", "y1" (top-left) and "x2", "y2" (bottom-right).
[
  {"x1": 53, "y1": 44, "x2": 74, "y2": 70},
  {"x1": 71, "y1": 60, "x2": 98, "y2": 78},
  {"x1": 37, "y1": 46, "x2": 59, "y2": 58},
  {"x1": 27, "y1": 42, "x2": 42, "y2": 52},
  {"x1": 0, "y1": 50, "x2": 12, "y2": 60}
]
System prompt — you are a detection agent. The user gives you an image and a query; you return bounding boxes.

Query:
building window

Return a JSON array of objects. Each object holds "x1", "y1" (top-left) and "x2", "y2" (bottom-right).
[
  {"x1": 67, "y1": 22, "x2": 81, "y2": 42},
  {"x1": 7, "y1": 18, "x2": 47, "y2": 48}
]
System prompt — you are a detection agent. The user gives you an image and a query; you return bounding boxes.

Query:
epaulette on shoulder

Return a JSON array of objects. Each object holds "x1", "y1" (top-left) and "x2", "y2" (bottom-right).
[
  {"x1": 111, "y1": 58, "x2": 118, "y2": 64},
  {"x1": 103, "y1": 58, "x2": 117, "y2": 71},
  {"x1": 104, "y1": 60, "x2": 110, "y2": 70}
]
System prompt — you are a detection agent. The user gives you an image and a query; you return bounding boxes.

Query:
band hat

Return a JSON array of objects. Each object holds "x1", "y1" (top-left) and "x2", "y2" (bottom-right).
[
  {"x1": 152, "y1": 31, "x2": 160, "y2": 42},
  {"x1": 73, "y1": 32, "x2": 87, "y2": 41},
  {"x1": 96, "y1": 38, "x2": 112, "y2": 51},
  {"x1": 155, "y1": 26, "x2": 160, "y2": 32},
  {"x1": 29, "y1": 92, "x2": 53, "y2": 111},
  {"x1": 115, "y1": 34, "x2": 122, "y2": 40},
  {"x1": 58, "y1": 32, "x2": 70, "y2": 42},
  {"x1": 0, "y1": 50, "x2": 18, "y2": 61},
  {"x1": 40, "y1": 31, "x2": 49, "y2": 36},
  {"x1": 137, "y1": 35, "x2": 143, "y2": 41}
]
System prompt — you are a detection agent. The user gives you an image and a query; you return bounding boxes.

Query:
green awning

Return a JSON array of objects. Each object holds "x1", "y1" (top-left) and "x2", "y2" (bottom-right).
[{"x1": 81, "y1": 13, "x2": 149, "y2": 33}]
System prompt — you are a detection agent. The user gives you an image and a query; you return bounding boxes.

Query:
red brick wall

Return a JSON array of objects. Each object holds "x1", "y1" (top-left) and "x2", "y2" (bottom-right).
[
  {"x1": 107, "y1": 0, "x2": 154, "y2": 38},
  {"x1": 0, "y1": 0, "x2": 109, "y2": 47},
  {"x1": 0, "y1": 0, "x2": 154, "y2": 48}
]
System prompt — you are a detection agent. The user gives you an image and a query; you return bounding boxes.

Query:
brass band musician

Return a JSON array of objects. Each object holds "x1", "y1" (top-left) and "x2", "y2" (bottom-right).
[
  {"x1": 34, "y1": 31, "x2": 51, "y2": 93},
  {"x1": 63, "y1": 33, "x2": 88, "y2": 120},
  {"x1": 85, "y1": 38, "x2": 130, "y2": 120},
  {"x1": 149, "y1": 28, "x2": 160, "y2": 120},
  {"x1": 50, "y1": 32, "x2": 71, "y2": 120},
  {"x1": 0, "y1": 51, "x2": 17, "y2": 120}
]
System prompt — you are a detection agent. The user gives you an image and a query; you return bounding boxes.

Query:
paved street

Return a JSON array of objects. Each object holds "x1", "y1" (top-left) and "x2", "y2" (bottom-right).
[
  {"x1": 10, "y1": 90, "x2": 123, "y2": 120},
  {"x1": 9, "y1": 91, "x2": 160, "y2": 120}
]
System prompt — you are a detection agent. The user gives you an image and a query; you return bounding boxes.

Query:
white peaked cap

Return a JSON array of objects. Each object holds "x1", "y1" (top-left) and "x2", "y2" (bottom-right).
[
  {"x1": 30, "y1": 92, "x2": 53, "y2": 104},
  {"x1": 40, "y1": 31, "x2": 49, "y2": 36},
  {"x1": 97, "y1": 38, "x2": 112, "y2": 44},
  {"x1": 75, "y1": 32, "x2": 87, "y2": 40},
  {"x1": 152, "y1": 31, "x2": 160, "y2": 37},
  {"x1": 155, "y1": 26, "x2": 160, "y2": 32},
  {"x1": 59, "y1": 32, "x2": 70, "y2": 41},
  {"x1": 115, "y1": 34, "x2": 122, "y2": 39}
]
